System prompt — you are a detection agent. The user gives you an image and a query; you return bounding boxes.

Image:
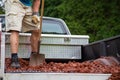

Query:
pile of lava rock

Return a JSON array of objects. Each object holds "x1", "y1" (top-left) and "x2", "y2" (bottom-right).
[{"x1": 5, "y1": 56, "x2": 120, "y2": 74}]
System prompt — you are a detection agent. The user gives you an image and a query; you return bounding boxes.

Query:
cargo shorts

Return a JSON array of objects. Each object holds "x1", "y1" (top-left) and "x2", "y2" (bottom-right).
[{"x1": 5, "y1": 0, "x2": 40, "y2": 32}]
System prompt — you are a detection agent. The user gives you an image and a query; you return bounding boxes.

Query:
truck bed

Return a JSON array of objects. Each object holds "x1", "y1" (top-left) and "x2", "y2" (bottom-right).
[{"x1": 4, "y1": 56, "x2": 120, "y2": 80}]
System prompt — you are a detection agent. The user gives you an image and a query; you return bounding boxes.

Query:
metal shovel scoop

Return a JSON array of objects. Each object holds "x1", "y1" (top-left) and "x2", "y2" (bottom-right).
[
  {"x1": 29, "y1": 52, "x2": 45, "y2": 66},
  {"x1": 29, "y1": 0, "x2": 45, "y2": 66}
]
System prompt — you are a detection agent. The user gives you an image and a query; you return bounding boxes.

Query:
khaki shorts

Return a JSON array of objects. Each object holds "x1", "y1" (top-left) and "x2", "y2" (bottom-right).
[{"x1": 5, "y1": 0, "x2": 40, "y2": 32}]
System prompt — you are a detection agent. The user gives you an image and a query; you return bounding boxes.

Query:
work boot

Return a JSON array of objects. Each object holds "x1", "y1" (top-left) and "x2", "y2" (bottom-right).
[{"x1": 11, "y1": 56, "x2": 20, "y2": 68}]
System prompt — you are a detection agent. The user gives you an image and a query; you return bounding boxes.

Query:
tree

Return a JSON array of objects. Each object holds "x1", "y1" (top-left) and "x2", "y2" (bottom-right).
[{"x1": 44, "y1": 0, "x2": 120, "y2": 42}]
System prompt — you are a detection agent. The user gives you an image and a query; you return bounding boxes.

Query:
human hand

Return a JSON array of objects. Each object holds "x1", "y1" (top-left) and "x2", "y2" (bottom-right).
[{"x1": 32, "y1": 15, "x2": 40, "y2": 24}]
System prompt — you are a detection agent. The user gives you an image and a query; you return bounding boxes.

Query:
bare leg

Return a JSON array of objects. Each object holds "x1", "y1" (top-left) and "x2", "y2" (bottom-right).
[
  {"x1": 10, "y1": 30, "x2": 20, "y2": 68},
  {"x1": 30, "y1": 30, "x2": 39, "y2": 53},
  {"x1": 10, "y1": 31, "x2": 19, "y2": 53}
]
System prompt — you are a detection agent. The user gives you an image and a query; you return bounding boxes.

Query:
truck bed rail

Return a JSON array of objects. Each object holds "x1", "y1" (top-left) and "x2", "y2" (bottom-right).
[{"x1": 82, "y1": 35, "x2": 120, "y2": 61}]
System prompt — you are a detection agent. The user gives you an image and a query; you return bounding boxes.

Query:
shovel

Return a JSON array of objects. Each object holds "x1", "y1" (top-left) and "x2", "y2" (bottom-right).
[{"x1": 29, "y1": 0, "x2": 45, "y2": 66}]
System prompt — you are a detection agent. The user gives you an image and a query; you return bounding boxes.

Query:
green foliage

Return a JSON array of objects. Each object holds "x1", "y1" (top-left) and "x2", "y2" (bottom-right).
[
  {"x1": 44, "y1": 0, "x2": 63, "y2": 17},
  {"x1": 0, "y1": 7, "x2": 5, "y2": 14},
  {"x1": 44, "y1": 0, "x2": 120, "y2": 42}
]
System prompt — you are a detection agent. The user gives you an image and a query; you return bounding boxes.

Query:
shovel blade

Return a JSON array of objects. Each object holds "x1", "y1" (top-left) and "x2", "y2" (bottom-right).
[{"x1": 29, "y1": 53, "x2": 45, "y2": 66}]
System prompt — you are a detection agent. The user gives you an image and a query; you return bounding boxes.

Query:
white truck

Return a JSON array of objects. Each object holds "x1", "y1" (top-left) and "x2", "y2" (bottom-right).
[{"x1": 0, "y1": 14, "x2": 112, "y2": 80}]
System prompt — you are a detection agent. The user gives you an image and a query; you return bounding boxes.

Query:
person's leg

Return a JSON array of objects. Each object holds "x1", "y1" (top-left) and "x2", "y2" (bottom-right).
[
  {"x1": 30, "y1": 30, "x2": 39, "y2": 53},
  {"x1": 10, "y1": 30, "x2": 20, "y2": 68},
  {"x1": 5, "y1": 0, "x2": 25, "y2": 68},
  {"x1": 10, "y1": 31, "x2": 19, "y2": 53}
]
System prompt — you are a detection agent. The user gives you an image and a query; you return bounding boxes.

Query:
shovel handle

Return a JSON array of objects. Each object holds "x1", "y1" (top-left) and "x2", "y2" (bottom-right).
[
  {"x1": 39, "y1": 0, "x2": 44, "y2": 35},
  {"x1": 38, "y1": 0, "x2": 44, "y2": 53}
]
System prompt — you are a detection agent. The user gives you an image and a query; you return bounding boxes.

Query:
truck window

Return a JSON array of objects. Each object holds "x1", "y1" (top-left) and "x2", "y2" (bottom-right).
[
  {"x1": 42, "y1": 19, "x2": 67, "y2": 35},
  {"x1": 0, "y1": 16, "x2": 5, "y2": 31}
]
